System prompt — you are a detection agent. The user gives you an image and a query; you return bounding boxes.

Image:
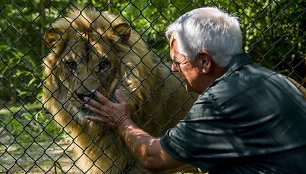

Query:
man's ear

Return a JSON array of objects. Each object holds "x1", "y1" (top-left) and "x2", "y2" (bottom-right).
[{"x1": 198, "y1": 51, "x2": 212, "y2": 74}]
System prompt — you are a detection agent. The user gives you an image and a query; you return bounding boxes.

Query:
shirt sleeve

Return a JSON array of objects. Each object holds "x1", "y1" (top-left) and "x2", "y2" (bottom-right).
[{"x1": 160, "y1": 92, "x2": 239, "y2": 169}]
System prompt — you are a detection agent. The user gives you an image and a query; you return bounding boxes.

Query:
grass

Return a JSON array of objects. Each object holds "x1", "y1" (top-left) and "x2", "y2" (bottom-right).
[
  {"x1": 0, "y1": 102, "x2": 64, "y2": 143},
  {"x1": 0, "y1": 102, "x2": 73, "y2": 173}
]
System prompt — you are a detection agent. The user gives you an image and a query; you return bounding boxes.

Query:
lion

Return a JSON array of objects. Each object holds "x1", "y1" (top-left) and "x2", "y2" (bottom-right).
[{"x1": 42, "y1": 7, "x2": 196, "y2": 174}]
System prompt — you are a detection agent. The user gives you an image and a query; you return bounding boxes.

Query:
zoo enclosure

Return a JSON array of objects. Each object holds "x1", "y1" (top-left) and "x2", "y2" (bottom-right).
[{"x1": 0, "y1": 0, "x2": 305, "y2": 173}]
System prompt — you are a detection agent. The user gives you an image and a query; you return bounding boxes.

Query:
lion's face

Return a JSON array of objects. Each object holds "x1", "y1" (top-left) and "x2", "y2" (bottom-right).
[
  {"x1": 43, "y1": 10, "x2": 132, "y2": 120},
  {"x1": 56, "y1": 32, "x2": 115, "y2": 112}
]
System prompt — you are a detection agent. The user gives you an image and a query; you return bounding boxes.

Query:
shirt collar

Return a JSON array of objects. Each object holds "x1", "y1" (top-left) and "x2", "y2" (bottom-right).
[
  {"x1": 222, "y1": 53, "x2": 253, "y2": 77},
  {"x1": 210, "y1": 53, "x2": 253, "y2": 87},
  {"x1": 226, "y1": 53, "x2": 253, "y2": 75}
]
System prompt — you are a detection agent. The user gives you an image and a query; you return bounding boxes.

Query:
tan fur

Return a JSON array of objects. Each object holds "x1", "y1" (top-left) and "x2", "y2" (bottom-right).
[{"x1": 42, "y1": 7, "x2": 195, "y2": 174}]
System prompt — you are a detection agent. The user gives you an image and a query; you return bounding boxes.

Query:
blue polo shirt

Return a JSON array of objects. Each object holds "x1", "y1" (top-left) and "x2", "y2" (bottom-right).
[{"x1": 160, "y1": 53, "x2": 306, "y2": 173}]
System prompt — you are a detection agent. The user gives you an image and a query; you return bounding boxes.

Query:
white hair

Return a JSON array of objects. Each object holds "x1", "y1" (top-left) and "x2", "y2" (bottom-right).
[{"x1": 165, "y1": 7, "x2": 243, "y2": 67}]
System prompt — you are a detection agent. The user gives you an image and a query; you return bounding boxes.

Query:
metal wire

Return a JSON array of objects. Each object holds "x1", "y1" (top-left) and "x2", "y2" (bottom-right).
[{"x1": 0, "y1": 0, "x2": 305, "y2": 173}]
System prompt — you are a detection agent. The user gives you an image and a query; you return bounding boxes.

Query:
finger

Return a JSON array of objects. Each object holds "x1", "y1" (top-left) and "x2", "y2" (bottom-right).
[
  {"x1": 85, "y1": 115, "x2": 107, "y2": 122},
  {"x1": 85, "y1": 115, "x2": 115, "y2": 128},
  {"x1": 115, "y1": 89, "x2": 126, "y2": 104},
  {"x1": 85, "y1": 97, "x2": 104, "y2": 110},
  {"x1": 84, "y1": 104, "x2": 102, "y2": 115},
  {"x1": 94, "y1": 90, "x2": 109, "y2": 105}
]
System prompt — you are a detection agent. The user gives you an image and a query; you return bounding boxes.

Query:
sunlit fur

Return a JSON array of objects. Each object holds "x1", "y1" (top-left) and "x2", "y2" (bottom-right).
[{"x1": 42, "y1": 7, "x2": 195, "y2": 174}]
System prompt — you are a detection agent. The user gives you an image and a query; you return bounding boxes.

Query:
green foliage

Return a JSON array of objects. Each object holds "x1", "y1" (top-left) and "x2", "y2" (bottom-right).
[
  {"x1": 0, "y1": 103, "x2": 63, "y2": 143},
  {"x1": 237, "y1": 0, "x2": 305, "y2": 76},
  {"x1": 101, "y1": 0, "x2": 205, "y2": 57},
  {"x1": 0, "y1": 44, "x2": 42, "y2": 104}
]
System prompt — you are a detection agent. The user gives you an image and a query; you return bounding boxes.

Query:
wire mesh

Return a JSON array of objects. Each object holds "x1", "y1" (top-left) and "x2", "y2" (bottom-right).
[{"x1": 0, "y1": 0, "x2": 305, "y2": 173}]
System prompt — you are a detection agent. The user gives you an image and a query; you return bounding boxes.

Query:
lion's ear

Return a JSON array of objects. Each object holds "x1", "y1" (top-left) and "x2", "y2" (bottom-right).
[
  {"x1": 112, "y1": 23, "x2": 131, "y2": 42},
  {"x1": 44, "y1": 28, "x2": 62, "y2": 48}
]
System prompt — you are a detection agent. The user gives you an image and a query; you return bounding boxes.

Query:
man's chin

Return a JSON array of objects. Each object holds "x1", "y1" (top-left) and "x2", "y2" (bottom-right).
[
  {"x1": 181, "y1": 80, "x2": 194, "y2": 92},
  {"x1": 185, "y1": 84, "x2": 192, "y2": 91},
  {"x1": 185, "y1": 84, "x2": 198, "y2": 93}
]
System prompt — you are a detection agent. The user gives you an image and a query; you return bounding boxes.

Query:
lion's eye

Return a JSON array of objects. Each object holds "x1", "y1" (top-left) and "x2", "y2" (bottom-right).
[
  {"x1": 99, "y1": 60, "x2": 110, "y2": 71},
  {"x1": 66, "y1": 61, "x2": 77, "y2": 70}
]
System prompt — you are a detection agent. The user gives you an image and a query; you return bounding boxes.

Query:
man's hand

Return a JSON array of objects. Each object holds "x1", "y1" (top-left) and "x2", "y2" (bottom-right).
[
  {"x1": 84, "y1": 89, "x2": 131, "y2": 129},
  {"x1": 84, "y1": 89, "x2": 186, "y2": 173}
]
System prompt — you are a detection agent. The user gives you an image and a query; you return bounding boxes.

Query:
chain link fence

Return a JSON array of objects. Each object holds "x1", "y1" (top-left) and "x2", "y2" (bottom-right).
[{"x1": 0, "y1": 0, "x2": 305, "y2": 173}]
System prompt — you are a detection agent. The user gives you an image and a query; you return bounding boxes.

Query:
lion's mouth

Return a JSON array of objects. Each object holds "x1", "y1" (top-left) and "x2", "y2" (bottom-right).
[
  {"x1": 75, "y1": 92, "x2": 96, "y2": 115},
  {"x1": 76, "y1": 92, "x2": 95, "y2": 102}
]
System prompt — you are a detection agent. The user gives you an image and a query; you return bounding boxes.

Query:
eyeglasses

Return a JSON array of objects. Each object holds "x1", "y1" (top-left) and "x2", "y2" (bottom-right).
[
  {"x1": 170, "y1": 49, "x2": 193, "y2": 71},
  {"x1": 171, "y1": 54, "x2": 191, "y2": 71},
  {"x1": 172, "y1": 59, "x2": 183, "y2": 69}
]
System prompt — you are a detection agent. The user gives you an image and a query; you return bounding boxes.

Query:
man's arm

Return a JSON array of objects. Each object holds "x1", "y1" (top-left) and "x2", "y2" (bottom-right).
[{"x1": 117, "y1": 118, "x2": 185, "y2": 173}]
